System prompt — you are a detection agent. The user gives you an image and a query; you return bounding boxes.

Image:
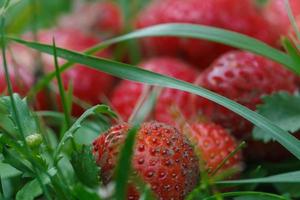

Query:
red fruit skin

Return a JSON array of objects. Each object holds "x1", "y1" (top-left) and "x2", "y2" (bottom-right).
[
  {"x1": 194, "y1": 51, "x2": 298, "y2": 139},
  {"x1": 34, "y1": 28, "x2": 114, "y2": 116},
  {"x1": 264, "y1": 0, "x2": 300, "y2": 38},
  {"x1": 0, "y1": 58, "x2": 33, "y2": 96},
  {"x1": 110, "y1": 57, "x2": 198, "y2": 125},
  {"x1": 136, "y1": 0, "x2": 277, "y2": 68},
  {"x1": 92, "y1": 121, "x2": 200, "y2": 200},
  {"x1": 2, "y1": 39, "x2": 38, "y2": 96},
  {"x1": 185, "y1": 122, "x2": 243, "y2": 175},
  {"x1": 59, "y1": 1, "x2": 123, "y2": 38}
]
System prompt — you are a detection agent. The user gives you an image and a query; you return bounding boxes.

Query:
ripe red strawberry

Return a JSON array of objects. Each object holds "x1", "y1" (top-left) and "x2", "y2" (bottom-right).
[
  {"x1": 136, "y1": 0, "x2": 277, "y2": 68},
  {"x1": 263, "y1": 0, "x2": 300, "y2": 39},
  {"x1": 92, "y1": 121, "x2": 200, "y2": 200},
  {"x1": 34, "y1": 28, "x2": 114, "y2": 116},
  {"x1": 110, "y1": 57, "x2": 198, "y2": 125},
  {"x1": 59, "y1": 1, "x2": 123, "y2": 38},
  {"x1": 0, "y1": 57, "x2": 33, "y2": 96},
  {"x1": 184, "y1": 122, "x2": 243, "y2": 175},
  {"x1": 193, "y1": 51, "x2": 298, "y2": 139}
]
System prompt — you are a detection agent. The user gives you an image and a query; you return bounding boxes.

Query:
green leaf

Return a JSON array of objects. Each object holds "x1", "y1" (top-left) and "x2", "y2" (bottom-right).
[
  {"x1": 54, "y1": 105, "x2": 116, "y2": 161},
  {"x1": 72, "y1": 184, "x2": 101, "y2": 200},
  {"x1": 0, "y1": 162, "x2": 21, "y2": 178},
  {"x1": 9, "y1": 37, "x2": 300, "y2": 159},
  {"x1": 274, "y1": 183, "x2": 300, "y2": 198},
  {"x1": 16, "y1": 179, "x2": 43, "y2": 200},
  {"x1": 71, "y1": 146, "x2": 100, "y2": 188},
  {"x1": 0, "y1": 95, "x2": 38, "y2": 137},
  {"x1": 74, "y1": 120, "x2": 109, "y2": 146},
  {"x1": 15, "y1": 168, "x2": 57, "y2": 200},
  {"x1": 253, "y1": 92, "x2": 300, "y2": 142},
  {"x1": 204, "y1": 192, "x2": 287, "y2": 200},
  {"x1": 114, "y1": 126, "x2": 139, "y2": 200},
  {"x1": 217, "y1": 171, "x2": 300, "y2": 185}
]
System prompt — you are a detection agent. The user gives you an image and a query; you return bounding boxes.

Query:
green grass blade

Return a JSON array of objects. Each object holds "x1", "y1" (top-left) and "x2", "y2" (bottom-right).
[
  {"x1": 52, "y1": 38, "x2": 71, "y2": 127},
  {"x1": 284, "y1": 0, "x2": 300, "y2": 41},
  {"x1": 203, "y1": 191, "x2": 287, "y2": 200},
  {"x1": 24, "y1": 23, "x2": 299, "y2": 99},
  {"x1": 9, "y1": 37, "x2": 300, "y2": 160},
  {"x1": 282, "y1": 37, "x2": 300, "y2": 71},
  {"x1": 217, "y1": 171, "x2": 300, "y2": 185},
  {"x1": 114, "y1": 126, "x2": 139, "y2": 200},
  {"x1": 99, "y1": 23, "x2": 298, "y2": 74}
]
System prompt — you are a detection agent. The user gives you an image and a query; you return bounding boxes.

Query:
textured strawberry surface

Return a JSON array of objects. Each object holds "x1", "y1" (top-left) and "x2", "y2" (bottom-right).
[
  {"x1": 111, "y1": 57, "x2": 198, "y2": 125},
  {"x1": 93, "y1": 121, "x2": 200, "y2": 200},
  {"x1": 185, "y1": 122, "x2": 243, "y2": 175},
  {"x1": 136, "y1": 0, "x2": 277, "y2": 68},
  {"x1": 194, "y1": 51, "x2": 298, "y2": 138}
]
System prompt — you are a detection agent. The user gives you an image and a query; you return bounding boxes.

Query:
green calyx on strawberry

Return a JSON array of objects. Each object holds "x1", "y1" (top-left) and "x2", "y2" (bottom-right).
[{"x1": 92, "y1": 121, "x2": 200, "y2": 200}]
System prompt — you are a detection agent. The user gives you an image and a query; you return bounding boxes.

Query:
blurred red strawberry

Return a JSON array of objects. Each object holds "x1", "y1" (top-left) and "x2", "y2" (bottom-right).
[
  {"x1": 33, "y1": 28, "x2": 115, "y2": 116},
  {"x1": 263, "y1": 0, "x2": 300, "y2": 39},
  {"x1": 193, "y1": 51, "x2": 298, "y2": 139},
  {"x1": 136, "y1": 0, "x2": 277, "y2": 68},
  {"x1": 0, "y1": 56, "x2": 33, "y2": 96},
  {"x1": 93, "y1": 121, "x2": 200, "y2": 200},
  {"x1": 184, "y1": 121, "x2": 243, "y2": 176},
  {"x1": 59, "y1": 1, "x2": 123, "y2": 38},
  {"x1": 110, "y1": 57, "x2": 198, "y2": 126}
]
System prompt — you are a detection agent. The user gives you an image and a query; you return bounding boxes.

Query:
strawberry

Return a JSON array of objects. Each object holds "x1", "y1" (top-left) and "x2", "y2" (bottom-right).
[
  {"x1": 92, "y1": 121, "x2": 200, "y2": 200},
  {"x1": 0, "y1": 57, "x2": 33, "y2": 96},
  {"x1": 263, "y1": 0, "x2": 300, "y2": 39},
  {"x1": 193, "y1": 51, "x2": 298, "y2": 139},
  {"x1": 110, "y1": 57, "x2": 198, "y2": 125},
  {"x1": 184, "y1": 122, "x2": 243, "y2": 175},
  {"x1": 136, "y1": 0, "x2": 277, "y2": 68},
  {"x1": 59, "y1": 1, "x2": 123, "y2": 38},
  {"x1": 34, "y1": 28, "x2": 115, "y2": 116}
]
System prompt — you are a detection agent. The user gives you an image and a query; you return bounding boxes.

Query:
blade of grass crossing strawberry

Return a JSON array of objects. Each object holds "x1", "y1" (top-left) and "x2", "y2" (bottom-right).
[
  {"x1": 282, "y1": 37, "x2": 300, "y2": 71},
  {"x1": 210, "y1": 141, "x2": 246, "y2": 176},
  {"x1": 9, "y1": 38, "x2": 300, "y2": 160},
  {"x1": 1, "y1": 17, "x2": 52, "y2": 200},
  {"x1": 25, "y1": 23, "x2": 300, "y2": 100},
  {"x1": 284, "y1": 0, "x2": 300, "y2": 41},
  {"x1": 114, "y1": 126, "x2": 139, "y2": 200},
  {"x1": 52, "y1": 38, "x2": 71, "y2": 127},
  {"x1": 98, "y1": 24, "x2": 299, "y2": 74}
]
